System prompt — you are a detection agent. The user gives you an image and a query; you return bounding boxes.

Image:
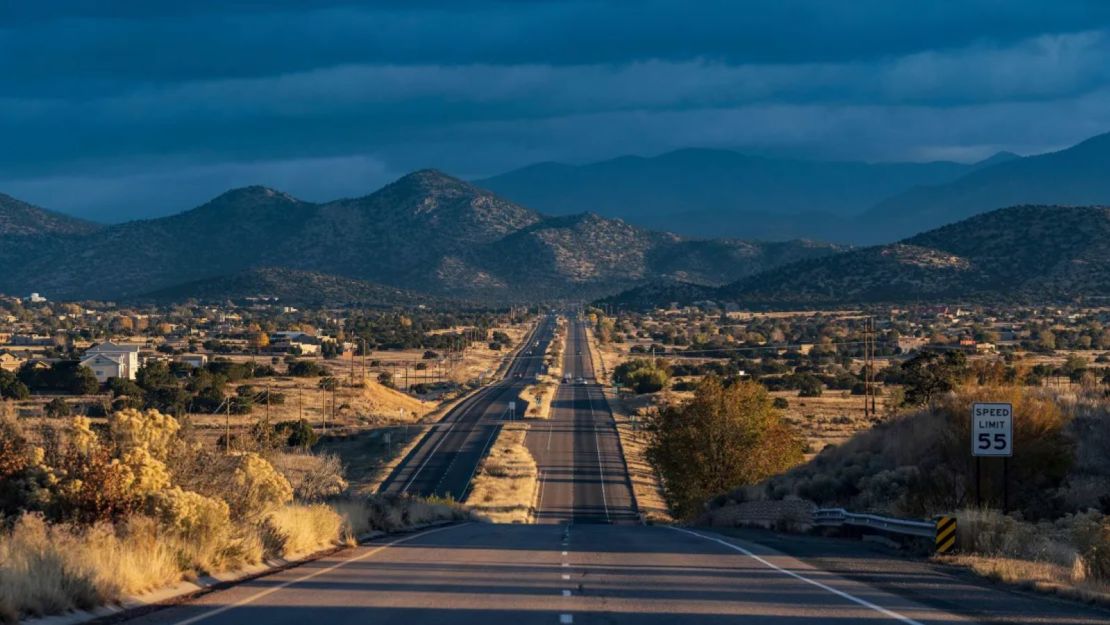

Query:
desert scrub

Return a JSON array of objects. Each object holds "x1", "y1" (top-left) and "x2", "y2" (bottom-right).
[
  {"x1": 0, "y1": 408, "x2": 346, "y2": 623},
  {"x1": 746, "y1": 384, "x2": 1081, "y2": 519}
]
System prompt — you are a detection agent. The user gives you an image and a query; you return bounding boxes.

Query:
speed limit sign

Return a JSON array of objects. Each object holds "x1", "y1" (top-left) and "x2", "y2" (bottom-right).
[{"x1": 972, "y1": 403, "x2": 1013, "y2": 457}]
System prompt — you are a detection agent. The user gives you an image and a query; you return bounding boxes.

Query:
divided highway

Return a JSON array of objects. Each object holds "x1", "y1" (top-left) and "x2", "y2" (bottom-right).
[
  {"x1": 528, "y1": 317, "x2": 638, "y2": 524},
  {"x1": 378, "y1": 316, "x2": 556, "y2": 499},
  {"x1": 117, "y1": 315, "x2": 1110, "y2": 625}
]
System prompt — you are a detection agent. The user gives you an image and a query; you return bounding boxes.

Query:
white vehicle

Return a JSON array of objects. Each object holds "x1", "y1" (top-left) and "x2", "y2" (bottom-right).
[
  {"x1": 563, "y1": 374, "x2": 572, "y2": 384},
  {"x1": 575, "y1": 377, "x2": 586, "y2": 385}
]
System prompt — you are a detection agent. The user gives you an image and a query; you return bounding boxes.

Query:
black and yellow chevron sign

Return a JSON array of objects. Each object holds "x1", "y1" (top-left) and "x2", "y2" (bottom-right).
[{"x1": 935, "y1": 516, "x2": 957, "y2": 553}]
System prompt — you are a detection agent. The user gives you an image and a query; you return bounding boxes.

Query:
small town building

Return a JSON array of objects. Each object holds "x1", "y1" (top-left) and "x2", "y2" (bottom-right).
[{"x1": 80, "y1": 342, "x2": 141, "y2": 382}]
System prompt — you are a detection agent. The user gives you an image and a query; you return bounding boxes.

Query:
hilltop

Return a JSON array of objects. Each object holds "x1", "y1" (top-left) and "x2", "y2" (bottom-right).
[{"x1": 0, "y1": 171, "x2": 840, "y2": 303}]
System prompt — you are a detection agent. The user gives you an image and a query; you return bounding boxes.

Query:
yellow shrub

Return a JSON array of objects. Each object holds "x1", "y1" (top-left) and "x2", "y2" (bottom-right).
[
  {"x1": 229, "y1": 453, "x2": 294, "y2": 519},
  {"x1": 108, "y1": 409, "x2": 180, "y2": 460}
]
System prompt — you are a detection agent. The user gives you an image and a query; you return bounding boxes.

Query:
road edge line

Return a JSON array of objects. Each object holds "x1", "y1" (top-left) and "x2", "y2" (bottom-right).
[{"x1": 667, "y1": 526, "x2": 927, "y2": 625}]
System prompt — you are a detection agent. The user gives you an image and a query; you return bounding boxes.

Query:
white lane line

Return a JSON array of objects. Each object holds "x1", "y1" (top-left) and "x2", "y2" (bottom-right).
[
  {"x1": 562, "y1": 574, "x2": 571, "y2": 580},
  {"x1": 562, "y1": 590, "x2": 572, "y2": 597},
  {"x1": 562, "y1": 562, "x2": 569, "y2": 567},
  {"x1": 583, "y1": 384, "x2": 610, "y2": 521},
  {"x1": 668, "y1": 527, "x2": 927, "y2": 625},
  {"x1": 169, "y1": 524, "x2": 467, "y2": 625},
  {"x1": 560, "y1": 615, "x2": 574, "y2": 624},
  {"x1": 562, "y1": 550, "x2": 568, "y2": 556}
]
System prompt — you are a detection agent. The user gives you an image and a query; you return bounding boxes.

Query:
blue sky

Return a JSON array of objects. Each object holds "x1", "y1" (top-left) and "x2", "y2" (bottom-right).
[{"x1": 4, "y1": 1, "x2": 1110, "y2": 222}]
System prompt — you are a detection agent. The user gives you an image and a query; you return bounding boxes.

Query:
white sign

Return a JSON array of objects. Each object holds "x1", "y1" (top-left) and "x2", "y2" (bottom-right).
[{"x1": 972, "y1": 403, "x2": 1013, "y2": 457}]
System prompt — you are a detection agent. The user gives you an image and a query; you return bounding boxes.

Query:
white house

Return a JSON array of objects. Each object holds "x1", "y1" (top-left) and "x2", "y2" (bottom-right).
[
  {"x1": 80, "y1": 342, "x2": 141, "y2": 383},
  {"x1": 175, "y1": 353, "x2": 209, "y2": 368}
]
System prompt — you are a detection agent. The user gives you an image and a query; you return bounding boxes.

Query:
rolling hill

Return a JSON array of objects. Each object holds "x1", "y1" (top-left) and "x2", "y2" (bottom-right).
[
  {"x1": 604, "y1": 205, "x2": 1110, "y2": 308},
  {"x1": 0, "y1": 171, "x2": 841, "y2": 304}
]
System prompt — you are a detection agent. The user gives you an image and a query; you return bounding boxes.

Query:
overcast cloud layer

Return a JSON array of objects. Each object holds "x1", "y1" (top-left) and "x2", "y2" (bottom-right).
[{"x1": 4, "y1": 1, "x2": 1110, "y2": 222}]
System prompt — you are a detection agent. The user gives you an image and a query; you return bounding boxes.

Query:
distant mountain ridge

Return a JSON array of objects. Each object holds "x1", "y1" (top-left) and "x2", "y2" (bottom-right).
[
  {"x1": 0, "y1": 171, "x2": 842, "y2": 304},
  {"x1": 603, "y1": 205, "x2": 1110, "y2": 308},
  {"x1": 476, "y1": 147, "x2": 1019, "y2": 242}
]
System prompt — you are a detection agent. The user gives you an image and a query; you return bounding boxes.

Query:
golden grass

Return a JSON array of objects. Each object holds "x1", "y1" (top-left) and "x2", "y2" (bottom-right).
[
  {"x1": 939, "y1": 555, "x2": 1110, "y2": 605},
  {"x1": 0, "y1": 515, "x2": 184, "y2": 622},
  {"x1": 262, "y1": 504, "x2": 345, "y2": 559},
  {"x1": 465, "y1": 423, "x2": 538, "y2": 523}
]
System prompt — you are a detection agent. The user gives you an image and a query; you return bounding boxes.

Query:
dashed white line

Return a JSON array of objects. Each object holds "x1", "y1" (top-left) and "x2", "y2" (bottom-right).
[
  {"x1": 562, "y1": 589, "x2": 572, "y2": 597},
  {"x1": 561, "y1": 574, "x2": 571, "y2": 580},
  {"x1": 560, "y1": 615, "x2": 574, "y2": 624},
  {"x1": 668, "y1": 527, "x2": 927, "y2": 625}
]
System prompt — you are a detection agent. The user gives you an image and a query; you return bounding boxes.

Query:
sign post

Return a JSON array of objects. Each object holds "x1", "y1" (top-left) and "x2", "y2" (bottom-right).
[{"x1": 971, "y1": 402, "x2": 1013, "y2": 509}]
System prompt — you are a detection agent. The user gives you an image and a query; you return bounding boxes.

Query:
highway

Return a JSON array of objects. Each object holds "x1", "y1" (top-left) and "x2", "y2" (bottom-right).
[
  {"x1": 528, "y1": 317, "x2": 639, "y2": 524},
  {"x1": 378, "y1": 315, "x2": 556, "y2": 499},
  {"x1": 119, "y1": 314, "x2": 1110, "y2": 625}
]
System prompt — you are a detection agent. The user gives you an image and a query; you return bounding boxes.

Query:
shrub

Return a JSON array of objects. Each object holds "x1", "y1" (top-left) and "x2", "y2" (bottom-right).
[
  {"x1": 646, "y1": 377, "x2": 804, "y2": 519},
  {"x1": 226, "y1": 453, "x2": 294, "y2": 519}
]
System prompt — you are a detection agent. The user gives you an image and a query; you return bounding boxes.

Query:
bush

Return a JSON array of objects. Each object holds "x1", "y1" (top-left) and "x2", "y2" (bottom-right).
[
  {"x1": 646, "y1": 377, "x2": 804, "y2": 519},
  {"x1": 276, "y1": 419, "x2": 318, "y2": 449},
  {"x1": 287, "y1": 361, "x2": 326, "y2": 377},
  {"x1": 261, "y1": 504, "x2": 344, "y2": 559}
]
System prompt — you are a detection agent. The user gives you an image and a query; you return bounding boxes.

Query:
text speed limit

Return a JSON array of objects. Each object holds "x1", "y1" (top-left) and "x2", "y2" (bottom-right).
[{"x1": 972, "y1": 403, "x2": 1013, "y2": 457}]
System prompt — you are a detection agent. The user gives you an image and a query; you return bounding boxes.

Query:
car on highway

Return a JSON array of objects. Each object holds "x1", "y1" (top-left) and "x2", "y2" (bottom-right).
[{"x1": 575, "y1": 377, "x2": 585, "y2": 385}]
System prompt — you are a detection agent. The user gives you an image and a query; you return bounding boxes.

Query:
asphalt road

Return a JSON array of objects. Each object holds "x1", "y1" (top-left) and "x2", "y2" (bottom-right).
[
  {"x1": 528, "y1": 317, "x2": 639, "y2": 524},
  {"x1": 122, "y1": 522, "x2": 1110, "y2": 625},
  {"x1": 378, "y1": 315, "x2": 556, "y2": 499}
]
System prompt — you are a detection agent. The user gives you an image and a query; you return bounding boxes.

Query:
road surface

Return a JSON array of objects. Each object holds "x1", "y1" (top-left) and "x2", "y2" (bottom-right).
[
  {"x1": 122, "y1": 522, "x2": 1109, "y2": 625},
  {"x1": 378, "y1": 315, "x2": 556, "y2": 499},
  {"x1": 528, "y1": 317, "x2": 638, "y2": 524}
]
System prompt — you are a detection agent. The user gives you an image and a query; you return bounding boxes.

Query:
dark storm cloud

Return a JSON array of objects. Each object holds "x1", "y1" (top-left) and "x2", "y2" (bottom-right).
[{"x1": 2, "y1": 1, "x2": 1110, "y2": 221}]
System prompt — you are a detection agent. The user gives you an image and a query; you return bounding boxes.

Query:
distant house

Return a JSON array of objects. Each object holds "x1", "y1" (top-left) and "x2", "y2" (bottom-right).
[
  {"x1": 80, "y1": 342, "x2": 141, "y2": 383},
  {"x1": 176, "y1": 353, "x2": 209, "y2": 368},
  {"x1": 0, "y1": 352, "x2": 24, "y2": 371},
  {"x1": 270, "y1": 331, "x2": 321, "y2": 355}
]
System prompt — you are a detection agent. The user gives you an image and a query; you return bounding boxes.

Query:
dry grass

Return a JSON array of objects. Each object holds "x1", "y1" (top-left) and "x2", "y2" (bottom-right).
[
  {"x1": 261, "y1": 504, "x2": 345, "y2": 559},
  {"x1": 939, "y1": 555, "x2": 1109, "y2": 604},
  {"x1": 332, "y1": 494, "x2": 474, "y2": 536},
  {"x1": 0, "y1": 515, "x2": 192, "y2": 622},
  {"x1": 519, "y1": 380, "x2": 557, "y2": 419},
  {"x1": 465, "y1": 423, "x2": 538, "y2": 523}
]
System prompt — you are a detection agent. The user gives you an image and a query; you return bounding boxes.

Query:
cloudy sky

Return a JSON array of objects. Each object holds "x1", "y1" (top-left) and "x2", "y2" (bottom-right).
[{"x1": 5, "y1": 1, "x2": 1110, "y2": 222}]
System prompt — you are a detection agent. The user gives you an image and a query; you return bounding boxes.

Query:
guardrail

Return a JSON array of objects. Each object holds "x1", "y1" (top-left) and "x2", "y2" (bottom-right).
[{"x1": 813, "y1": 507, "x2": 938, "y2": 539}]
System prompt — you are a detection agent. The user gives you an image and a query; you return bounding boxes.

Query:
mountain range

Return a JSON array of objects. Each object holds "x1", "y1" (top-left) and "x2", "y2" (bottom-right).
[
  {"x1": 479, "y1": 132, "x2": 1110, "y2": 244},
  {"x1": 603, "y1": 205, "x2": 1110, "y2": 308},
  {"x1": 0, "y1": 171, "x2": 841, "y2": 304}
]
